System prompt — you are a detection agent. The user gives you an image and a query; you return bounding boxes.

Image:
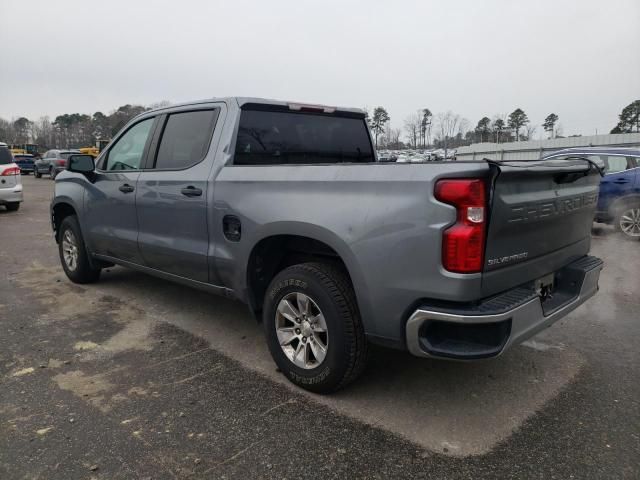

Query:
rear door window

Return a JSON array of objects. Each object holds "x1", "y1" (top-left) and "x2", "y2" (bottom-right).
[
  {"x1": 605, "y1": 156, "x2": 629, "y2": 173},
  {"x1": 586, "y1": 155, "x2": 633, "y2": 174},
  {"x1": 0, "y1": 147, "x2": 13, "y2": 165},
  {"x1": 234, "y1": 109, "x2": 374, "y2": 165},
  {"x1": 153, "y1": 109, "x2": 218, "y2": 170}
]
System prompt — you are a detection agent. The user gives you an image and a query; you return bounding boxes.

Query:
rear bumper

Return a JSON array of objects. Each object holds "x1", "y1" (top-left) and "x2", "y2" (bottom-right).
[
  {"x1": 406, "y1": 255, "x2": 603, "y2": 359},
  {"x1": 0, "y1": 183, "x2": 23, "y2": 204}
]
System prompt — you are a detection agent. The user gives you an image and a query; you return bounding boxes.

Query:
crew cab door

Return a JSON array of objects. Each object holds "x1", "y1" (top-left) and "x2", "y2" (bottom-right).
[
  {"x1": 135, "y1": 107, "x2": 221, "y2": 283},
  {"x1": 84, "y1": 116, "x2": 157, "y2": 263}
]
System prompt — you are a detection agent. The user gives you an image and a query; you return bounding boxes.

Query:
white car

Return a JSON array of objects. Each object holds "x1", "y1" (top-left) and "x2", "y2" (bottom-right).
[{"x1": 0, "y1": 143, "x2": 23, "y2": 211}]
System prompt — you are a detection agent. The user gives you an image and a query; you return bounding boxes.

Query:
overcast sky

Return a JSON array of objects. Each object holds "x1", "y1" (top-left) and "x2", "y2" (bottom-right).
[{"x1": 1, "y1": 0, "x2": 638, "y2": 137}]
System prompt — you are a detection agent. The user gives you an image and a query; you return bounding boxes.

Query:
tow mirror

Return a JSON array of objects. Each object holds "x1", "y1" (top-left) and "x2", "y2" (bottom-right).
[{"x1": 67, "y1": 154, "x2": 95, "y2": 178}]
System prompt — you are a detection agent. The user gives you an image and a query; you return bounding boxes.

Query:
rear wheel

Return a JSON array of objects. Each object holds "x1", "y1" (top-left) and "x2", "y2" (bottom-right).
[
  {"x1": 616, "y1": 203, "x2": 640, "y2": 239},
  {"x1": 34, "y1": 169, "x2": 42, "y2": 178},
  {"x1": 263, "y1": 262, "x2": 368, "y2": 393},
  {"x1": 58, "y1": 216, "x2": 101, "y2": 283},
  {"x1": 5, "y1": 202, "x2": 20, "y2": 212}
]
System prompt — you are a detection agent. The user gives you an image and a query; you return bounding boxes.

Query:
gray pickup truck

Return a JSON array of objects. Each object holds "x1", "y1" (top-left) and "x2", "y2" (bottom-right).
[{"x1": 51, "y1": 97, "x2": 603, "y2": 393}]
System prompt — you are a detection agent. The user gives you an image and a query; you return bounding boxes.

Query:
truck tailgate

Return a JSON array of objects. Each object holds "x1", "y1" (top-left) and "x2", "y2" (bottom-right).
[{"x1": 482, "y1": 159, "x2": 601, "y2": 297}]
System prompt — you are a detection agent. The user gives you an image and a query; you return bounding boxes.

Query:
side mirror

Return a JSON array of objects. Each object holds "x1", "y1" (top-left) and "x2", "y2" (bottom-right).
[
  {"x1": 67, "y1": 154, "x2": 96, "y2": 181},
  {"x1": 68, "y1": 154, "x2": 95, "y2": 174}
]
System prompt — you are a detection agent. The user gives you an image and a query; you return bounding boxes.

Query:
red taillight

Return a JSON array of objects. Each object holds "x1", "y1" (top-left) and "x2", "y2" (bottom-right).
[
  {"x1": 435, "y1": 179, "x2": 487, "y2": 273},
  {"x1": 56, "y1": 159, "x2": 67, "y2": 166},
  {"x1": 1, "y1": 166, "x2": 20, "y2": 176}
]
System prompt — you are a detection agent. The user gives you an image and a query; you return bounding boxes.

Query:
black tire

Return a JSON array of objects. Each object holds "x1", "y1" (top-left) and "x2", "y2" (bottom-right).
[
  {"x1": 58, "y1": 215, "x2": 101, "y2": 283},
  {"x1": 50, "y1": 168, "x2": 57, "y2": 180},
  {"x1": 34, "y1": 169, "x2": 42, "y2": 178},
  {"x1": 263, "y1": 262, "x2": 368, "y2": 393},
  {"x1": 5, "y1": 202, "x2": 20, "y2": 212}
]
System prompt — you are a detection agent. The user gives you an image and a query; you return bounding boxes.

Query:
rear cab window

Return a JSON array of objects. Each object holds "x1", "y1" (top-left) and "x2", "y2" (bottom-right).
[{"x1": 234, "y1": 106, "x2": 374, "y2": 165}]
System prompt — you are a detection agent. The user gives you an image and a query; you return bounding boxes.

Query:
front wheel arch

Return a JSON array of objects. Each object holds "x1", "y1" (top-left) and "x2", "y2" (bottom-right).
[{"x1": 52, "y1": 202, "x2": 78, "y2": 243}]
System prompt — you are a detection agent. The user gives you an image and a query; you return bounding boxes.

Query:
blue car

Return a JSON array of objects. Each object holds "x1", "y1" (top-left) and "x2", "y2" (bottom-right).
[
  {"x1": 543, "y1": 147, "x2": 640, "y2": 239},
  {"x1": 13, "y1": 154, "x2": 35, "y2": 174}
]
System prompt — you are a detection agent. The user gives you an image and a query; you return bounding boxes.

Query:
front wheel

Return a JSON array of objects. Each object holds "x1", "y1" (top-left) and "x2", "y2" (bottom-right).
[
  {"x1": 263, "y1": 262, "x2": 368, "y2": 393},
  {"x1": 5, "y1": 202, "x2": 20, "y2": 212},
  {"x1": 58, "y1": 216, "x2": 101, "y2": 283},
  {"x1": 617, "y1": 204, "x2": 640, "y2": 239},
  {"x1": 34, "y1": 169, "x2": 42, "y2": 178}
]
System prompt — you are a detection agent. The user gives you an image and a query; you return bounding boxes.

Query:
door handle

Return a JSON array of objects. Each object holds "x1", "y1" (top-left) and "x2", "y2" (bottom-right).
[
  {"x1": 181, "y1": 186, "x2": 202, "y2": 197},
  {"x1": 119, "y1": 183, "x2": 135, "y2": 193}
]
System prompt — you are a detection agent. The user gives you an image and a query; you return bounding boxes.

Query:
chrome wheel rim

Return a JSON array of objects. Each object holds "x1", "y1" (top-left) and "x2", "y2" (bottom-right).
[
  {"x1": 619, "y1": 207, "x2": 640, "y2": 237},
  {"x1": 275, "y1": 292, "x2": 328, "y2": 369},
  {"x1": 62, "y1": 229, "x2": 79, "y2": 271}
]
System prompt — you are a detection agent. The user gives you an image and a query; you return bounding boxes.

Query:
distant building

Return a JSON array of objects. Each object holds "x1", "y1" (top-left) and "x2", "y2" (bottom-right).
[{"x1": 456, "y1": 133, "x2": 640, "y2": 161}]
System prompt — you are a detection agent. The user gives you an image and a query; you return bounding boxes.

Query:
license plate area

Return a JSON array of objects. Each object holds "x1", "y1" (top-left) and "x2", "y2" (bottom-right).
[{"x1": 535, "y1": 273, "x2": 555, "y2": 302}]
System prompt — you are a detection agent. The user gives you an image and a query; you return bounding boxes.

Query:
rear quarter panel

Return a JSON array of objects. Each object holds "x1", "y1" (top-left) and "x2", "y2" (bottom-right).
[{"x1": 212, "y1": 162, "x2": 490, "y2": 343}]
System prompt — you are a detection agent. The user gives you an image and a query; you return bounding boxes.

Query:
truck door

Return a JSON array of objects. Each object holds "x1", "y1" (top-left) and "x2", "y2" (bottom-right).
[
  {"x1": 84, "y1": 116, "x2": 157, "y2": 263},
  {"x1": 135, "y1": 107, "x2": 220, "y2": 283}
]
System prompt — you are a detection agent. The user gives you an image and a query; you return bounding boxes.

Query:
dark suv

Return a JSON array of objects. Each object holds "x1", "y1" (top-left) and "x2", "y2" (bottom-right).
[{"x1": 543, "y1": 147, "x2": 640, "y2": 239}]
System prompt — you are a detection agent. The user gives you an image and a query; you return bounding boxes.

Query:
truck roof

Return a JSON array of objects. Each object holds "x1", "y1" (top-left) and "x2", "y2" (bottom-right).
[{"x1": 145, "y1": 97, "x2": 365, "y2": 116}]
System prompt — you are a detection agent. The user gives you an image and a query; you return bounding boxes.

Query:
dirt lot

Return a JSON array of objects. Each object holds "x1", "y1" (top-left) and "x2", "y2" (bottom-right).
[{"x1": 1, "y1": 175, "x2": 638, "y2": 479}]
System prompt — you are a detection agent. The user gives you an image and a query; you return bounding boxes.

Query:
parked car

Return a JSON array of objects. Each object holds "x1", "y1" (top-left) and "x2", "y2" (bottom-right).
[
  {"x1": 13, "y1": 153, "x2": 35, "y2": 174},
  {"x1": 51, "y1": 97, "x2": 603, "y2": 393},
  {"x1": 543, "y1": 147, "x2": 640, "y2": 239},
  {"x1": 34, "y1": 149, "x2": 81, "y2": 179},
  {"x1": 0, "y1": 143, "x2": 23, "y2": 211}
]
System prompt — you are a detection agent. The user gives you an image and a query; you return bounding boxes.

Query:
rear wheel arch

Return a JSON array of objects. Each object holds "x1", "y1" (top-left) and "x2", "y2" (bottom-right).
[
  {"x1": 246, "y1": 234, "x2": 359, "y2": 321},
  {"x1": 609, "y1": 194, "x2": 640, "y2": 218}
]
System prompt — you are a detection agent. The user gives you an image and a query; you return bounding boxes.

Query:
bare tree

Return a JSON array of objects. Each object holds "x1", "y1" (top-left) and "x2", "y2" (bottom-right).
[
  {"x1": 389, "y1": 128, "x2": 402, "y2": 148},
  {"x1": 458, "y1": 118, "x2": 470, "y2": 138},
  {"x1": 435, "y1": 111, "x2": 461, "y2": 158},
  {"x1": 524, "y1": 124, "x2": 537, "y2": 141},
  {"x1": 404, "y1": 112, "x2": 421, "y2": 149},
  {"x1": 32, "y1": 116, "x2": 54, "y2": 148}
]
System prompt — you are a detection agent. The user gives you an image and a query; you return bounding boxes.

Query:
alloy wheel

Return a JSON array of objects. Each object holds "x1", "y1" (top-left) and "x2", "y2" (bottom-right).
[
  {"x1": 619, "y1": 207, "x2": 640, "y2": 238},
  {"x1": 275, "y1": 292, "x2": 329, "y2": 369},
  {"x1": 62, "y1": 229, "x2": 79, "y2": 271}
]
